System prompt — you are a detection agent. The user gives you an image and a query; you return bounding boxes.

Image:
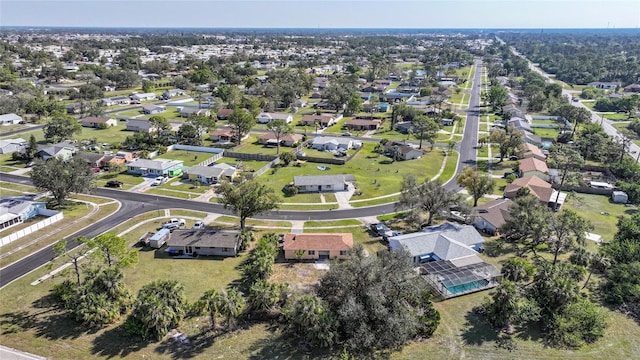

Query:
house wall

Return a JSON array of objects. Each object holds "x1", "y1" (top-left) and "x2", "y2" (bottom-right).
[
  {"x1": 297, "y1": 181, "x2": 344, "y2": 193},
  {"x1": 284, "y1": 249, "x2": 349, "y2": 260},
  {"x1": 167, "y1": 245, "x2": 237, "y2": 257},
  {"x1": 473, "y1": 219, "x2": 498, "y2": 235}
]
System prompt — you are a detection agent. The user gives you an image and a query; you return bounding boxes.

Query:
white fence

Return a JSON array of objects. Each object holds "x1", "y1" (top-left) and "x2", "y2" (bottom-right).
[{"x1": 0, "y1": 212, "x2": 64, "y2": 247}]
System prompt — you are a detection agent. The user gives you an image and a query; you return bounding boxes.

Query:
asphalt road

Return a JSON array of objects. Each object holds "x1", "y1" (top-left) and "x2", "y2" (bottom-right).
[
  {"x1": 0, "y1": 59, "x2": 483, "y2": 288},
  {"x1": 503, "y1": 39, "x2": 640, "y2": 164}
]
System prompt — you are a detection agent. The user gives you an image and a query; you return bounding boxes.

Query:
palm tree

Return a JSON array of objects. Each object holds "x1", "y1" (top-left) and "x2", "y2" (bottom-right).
[
  {"x1": 583, "y1": 254, "x2": 611, "y2": 290},
  {"x1": 220, "y1": 289, "x2": 245, "y2": 331},
  {"x1": 198, "y1": 289, "x2": 225, "y2": 329}
]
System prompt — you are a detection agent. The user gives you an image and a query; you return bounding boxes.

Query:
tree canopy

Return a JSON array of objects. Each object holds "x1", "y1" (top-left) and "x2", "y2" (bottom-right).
[{"x1": 31, "y1": 157, "x2": 95, "y2": 207}]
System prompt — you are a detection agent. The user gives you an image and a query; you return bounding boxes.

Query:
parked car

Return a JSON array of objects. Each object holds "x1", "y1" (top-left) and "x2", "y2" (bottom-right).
[
  {"x1": 342, "y1": 132, "x2": 353, "y2": 137},
  {"x1": 162, "y1": 223, "x2": 180, "y2": 232},
  {"x1": 105, "y1": 180, "x2": 123, "y2": 188},
  {"x1": 164, "y1": 218, "x2": 186, "y2": 227},
  {"x1": 370, "y1": 223, "x2": 392, "y2": 237},
  {"x1": 192, "y1": 221, "x2": 204, "y2": 230},
  {"x1": 151, "y1": 176, "x2": 166, "y2": 186}
]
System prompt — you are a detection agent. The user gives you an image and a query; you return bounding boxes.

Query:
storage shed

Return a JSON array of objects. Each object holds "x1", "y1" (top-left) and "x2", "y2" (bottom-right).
[{"x1": 612, "y1": 191, "x2": 628, "y2": 204}]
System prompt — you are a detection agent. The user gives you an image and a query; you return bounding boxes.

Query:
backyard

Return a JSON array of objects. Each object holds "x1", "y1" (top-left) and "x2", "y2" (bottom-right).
[{"x1": 260, "y1": 142, "x2": 446, "y2": 202}]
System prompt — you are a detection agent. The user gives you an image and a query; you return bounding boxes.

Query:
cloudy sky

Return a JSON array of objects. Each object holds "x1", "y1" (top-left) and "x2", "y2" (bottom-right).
[{"x1": 1, "y1": 0, "x2": 639, "y2": 29}]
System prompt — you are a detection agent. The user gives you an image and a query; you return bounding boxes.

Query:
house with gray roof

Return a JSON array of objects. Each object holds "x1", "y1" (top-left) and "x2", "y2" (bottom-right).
[
  {"x1": 0, "y1": 196, "x2": 56, "y2": 231},
  {"x1": 186, "y1": 164, "x2": 238, "y2": 185},
  {"x1": 127, "y1": 158, "x2": 183, "y2": 177},
  {"x1": 141, "y1": 104, "x2": 166, "y2": 115},
  {"x1": 389, "y1": 222, "x2": 485, "y2": 264},
  {"x1": 0, "y1": 138, "x2": 27, "y2": 154},
  {"x1": 0, "y1": 113, "x2": 22, "y2": 125},
  {"x1": 389, "y1": 222, "x2": 500, "y2": 299},
  {"x1": 294, "y1": 174, "x2": 355, "y2": 193},
  {"x1": 36, "y1": 140, "x2": 77, "y2": 161},
  {"x1": 165, "y1": 229, "x2": 240, "y2": 257}
]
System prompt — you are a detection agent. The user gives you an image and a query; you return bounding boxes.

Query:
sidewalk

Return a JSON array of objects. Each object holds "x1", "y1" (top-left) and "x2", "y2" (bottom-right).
[{"x1": 0, "y1": 345, "x2": 47, "y2": 360}]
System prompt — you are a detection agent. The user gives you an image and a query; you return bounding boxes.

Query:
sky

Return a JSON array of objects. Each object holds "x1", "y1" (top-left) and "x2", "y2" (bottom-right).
[{"x1": 1, "y1": 0, "x2": 639, "y2": 29}]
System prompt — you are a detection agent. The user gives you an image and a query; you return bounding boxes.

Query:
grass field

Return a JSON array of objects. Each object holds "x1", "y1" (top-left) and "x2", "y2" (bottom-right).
[
  {"x1": 563, "y1": 193, "x2": 638, "y2": 242},
  {"x1": 261, "y1": 142, "x2": 445, "y2": 201}
]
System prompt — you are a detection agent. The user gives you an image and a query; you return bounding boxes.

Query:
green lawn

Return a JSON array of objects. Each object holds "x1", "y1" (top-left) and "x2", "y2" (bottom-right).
[
  {"x1": 229, "y1": 135, "x2": 281, "y2": 156},
  {"x1": 533, "y1": 127, "x2": 560, "y2": 139},
  {"x1": 261, "y1": 142, "x2": 445, "y2": 201},
  {"x1": 303, "y1": 219, "x2": 362, "y2": 228},
  {"x1": 604, "y1": 113, "x2": 634, "y2": 121},
  {"x1": 563, "y1": 193, "x2": 637, "y2": 242},
  {"x1": 215, "y1": 157, "x2": 271, "y2": 173},
  {"x1": 214, "y1": 215, "x2": 291, "y2": 228},
  {"x1": 75, "y1": 124, "x2": 132, "y2": 146},
  {"x1": 155, "y1": 150, "x2": 207, "y2": 167}
]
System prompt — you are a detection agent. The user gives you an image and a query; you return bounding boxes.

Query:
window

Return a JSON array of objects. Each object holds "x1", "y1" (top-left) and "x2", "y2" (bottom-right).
[
  {"x1": 308, "y1": 250, "x2": 315, "y2": 255},
  {"x1": 340, "y1": 250, "x2": 347, "y2": 256},
  {"x1": 195, "y1": 247, "x2": 201, "y2": 250}
]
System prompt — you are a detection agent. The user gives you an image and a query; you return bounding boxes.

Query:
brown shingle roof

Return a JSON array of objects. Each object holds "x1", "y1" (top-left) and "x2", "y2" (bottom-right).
[
  {"x1": 283, "y1": 233, "x2": 353, "y2": 251},
  {"x1": 519, "y1": 157, "x2": 548, "y2": 173},
  {"x1": 504, "y1": 175, "x2": 553, "y2": 201},
  {"x1": 476, "y1": 198, "x2": 512, "y2": 229}
]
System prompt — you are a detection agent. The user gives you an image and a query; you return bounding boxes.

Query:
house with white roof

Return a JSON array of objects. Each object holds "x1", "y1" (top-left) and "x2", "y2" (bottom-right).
[
  {"x1": 255, "y1": 112, "x2": 293, "y2": 124},
  {"x1": 294, "y1": 174, "x2": 356, "y2": 193},
  {"x1": 310, "y1": 136, "x2": 353, "y2": 151},
  {"x1": 0, "y1": 138, "x2": 27, "y2": 154},
  {"x1": 0, "y1": 113, "x2": 22, "y2": 125}
]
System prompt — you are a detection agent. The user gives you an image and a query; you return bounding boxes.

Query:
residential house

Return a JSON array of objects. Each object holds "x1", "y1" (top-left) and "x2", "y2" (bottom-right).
[
  {"x1": 127, "y1": 158, "x2": 183, "y2": 177},
  {"x1": 179, "y1": 107, "x2": 211, "y2": 118},
  {"x1": 36, "y1": 141, "x2": 77, "y2": 161},
  {"x1": 473, "y1": 198, "x2": 512, "y2": 235},
  {"x1": 209, "y1": 129, "x2": 235, "y2": 143},
  {"x1": 65, "y1": 102, "x2": 82, "y2": 114},
  {"x1": 384, "y1": 142, "x2": 423, "y2": 160},
  {"x1": 80, "y1": 116, "x2": 117, "y2": 128},
  {"x1": 132, "y1": 92, "x2": 157, "y2": 101},
  {"x1": 310, "y1": 136, "x2": 353, "y2": 151},
  {"x1": 141, "y1": 104, "x2": 166, "y2": 115},
  {"x1": 294, "y1": 174, "x2": 355, "y2": 193},
  {"x1": 165, "y1": 229, "x2": 240, "y2": 257},
  {"x1": 104, "y1": 84, "x2": 116, "y2": 92},
  {"x1": 258, "y1": 133, "x2": 303, "y2": 147},
  {"x1": 185, "y1": 164, "x2": 238, "y2": 185},
  {"x1": 520, "y1": 143, "x2": 547, "y2": 161},
  {"x1": 217, "y1": 109, "x2": 234, "y2": 120},
  {"x1": 389, "y1": 222, "x2": 486, "y2": 263},
  {"x1": 101, "y1": 96, "x2": 130, "y2": 106},
  {"x1": 518, "y1": 157, "x2": 549, "y2": 180},
  {"x1": 162, "y1": 89, "x2": 187, "y2": 98},
  {"x1": 0, "y1": 196, "x2": 56, "y2": 230},
  {"x1": 623, "y1": 84, "x2": 640, "y2": 93},
  {"x1": 344, "y1": 119, "x2": 382, "y2": 131},
  {"x1": 504, "y1": 175, "x2": 567, "y2": 209},
  {"x1": 283, "y1": 233, "x2": 354, "y2": 260},
  {"x1": 374, "y1": 79, "x2": 393, "y2": 86},
  {"x1": 300, "y1": 114, "x2": 340, "y2": 128},
  {"x1": 0, "y1": 113, "x2": 22, "y2": 125},
  {"x1": 588, "y1": 82, "x2": 620, "y2": 90},
  {"x1": 508, "y1": 117, "x2": 533, "y2": 132},
  {"x1": 388, "y1": 222, "x2": 500, "y2": 298},
  {"x1": 395, "y1": 121, "x2": 413, "y2": 134},
  {"x1": 76, "y1": 151, "x2": 108, "y2": 169},
  {"x1": 0, "y1": 138, "x2": 27, "y2": 154},
  {"x1": 256, "y1": 112, "x2": 293, "y2": 124},
  {"x1": 523, "y1": 132, "x2": 542, "y2": 146},
  {"x1": 126, "y1": 119, "x2": 158, "y2": 133},
  {"x1": 502, "y1": 104, "x2": 526, "y2": 119}
]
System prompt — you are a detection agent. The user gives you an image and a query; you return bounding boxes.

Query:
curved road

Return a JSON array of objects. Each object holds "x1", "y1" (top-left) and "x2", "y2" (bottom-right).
[{"x1": 0, "y1": 59, "x2": 482, "y2": 288}]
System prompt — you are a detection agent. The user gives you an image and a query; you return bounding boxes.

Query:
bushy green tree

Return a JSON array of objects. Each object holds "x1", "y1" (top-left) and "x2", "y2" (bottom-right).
[{"x1": 126, "y1": 280, "x2": 187, "y2": 340}]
